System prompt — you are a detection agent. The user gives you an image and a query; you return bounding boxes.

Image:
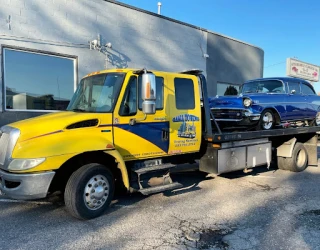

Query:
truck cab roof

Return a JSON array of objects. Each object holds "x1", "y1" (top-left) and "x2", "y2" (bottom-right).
[{"x1": 83, "y1": 68, "x2": 203, "y2": 78}]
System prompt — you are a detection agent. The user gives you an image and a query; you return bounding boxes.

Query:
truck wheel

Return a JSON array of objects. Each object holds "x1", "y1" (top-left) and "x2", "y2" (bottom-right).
[
  {"x1": 64, "y1": 163, "x2": 115, "y2": 220},
  {"x1": 259, "y1": 109, "x2": 275, "y2": 130},
  {"x1": 277, "y1": 142, "x2": 308, "y2": 172}
]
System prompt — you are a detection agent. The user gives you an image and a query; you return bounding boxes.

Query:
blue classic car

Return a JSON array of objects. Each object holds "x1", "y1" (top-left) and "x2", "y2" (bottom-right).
[{"x1": 209, "y1": 77, "x2": 320, "y2": 130}]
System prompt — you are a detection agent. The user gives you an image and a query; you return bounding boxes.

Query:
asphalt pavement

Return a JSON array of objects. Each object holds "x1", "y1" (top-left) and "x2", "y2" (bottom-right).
[{"x1": 1, "y1": 150, "x2": 320, "y2": 250}]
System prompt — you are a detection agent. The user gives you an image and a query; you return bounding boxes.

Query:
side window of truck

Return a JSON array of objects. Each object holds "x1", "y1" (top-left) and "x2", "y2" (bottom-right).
[
  {"x1": 119, "y1": 76, "x2": 137, "y2": 116},
  {"x1": 174, "y1": 78, "x2": 195, "y2": 109},
  {"x1": 138, "y1": 76, "x2": 164, "y2": 110}
]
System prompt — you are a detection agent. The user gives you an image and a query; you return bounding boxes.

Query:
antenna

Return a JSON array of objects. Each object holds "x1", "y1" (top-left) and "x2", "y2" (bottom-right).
[{"x1": 157, "y1": 2, "x2": 162, "y2": 14}]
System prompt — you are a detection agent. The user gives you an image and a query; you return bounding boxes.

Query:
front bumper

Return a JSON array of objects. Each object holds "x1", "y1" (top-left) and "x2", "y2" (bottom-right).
[{"x1": 0, "y1": 169, "x2": 55, "y2": 200}]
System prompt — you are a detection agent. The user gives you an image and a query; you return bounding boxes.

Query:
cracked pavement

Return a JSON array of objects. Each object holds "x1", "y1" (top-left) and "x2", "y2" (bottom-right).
[{"x1": 1, "y1": 150, "x2": 320, "y2": 249}]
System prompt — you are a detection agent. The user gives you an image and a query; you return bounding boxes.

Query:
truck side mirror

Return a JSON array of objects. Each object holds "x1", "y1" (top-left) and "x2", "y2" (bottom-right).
[{"x1": 141, "y1": 73, "x2": 156, "y2": 114}]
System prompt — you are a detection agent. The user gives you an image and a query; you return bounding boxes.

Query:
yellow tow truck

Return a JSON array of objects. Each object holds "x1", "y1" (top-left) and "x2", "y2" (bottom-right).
[{"x1": 0, "y1": 68, "x2": 319, "y2": 219}]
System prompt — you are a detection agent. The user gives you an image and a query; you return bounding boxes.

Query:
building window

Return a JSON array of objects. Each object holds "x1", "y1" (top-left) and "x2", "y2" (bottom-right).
[
  {"x1": 138, "y1": 76, "x2": 164, "y2": 111},
  {"x1": 217, "y1": 82, "x2": 239, "y2": 96},
  {"x1": 174, "y1": 78, "x2": 195, "y2": 110},
  {"x1": 3, "y1": 47, "x2": 76, "y2": 111}
]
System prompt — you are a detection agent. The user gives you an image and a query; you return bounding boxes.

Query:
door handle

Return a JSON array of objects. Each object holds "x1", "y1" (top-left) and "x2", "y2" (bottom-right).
[{"x1": 162, "y1": 128, "x2": 169, "y2": 140}]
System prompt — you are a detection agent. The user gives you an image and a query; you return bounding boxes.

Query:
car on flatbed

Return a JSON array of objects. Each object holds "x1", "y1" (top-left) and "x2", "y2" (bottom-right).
[{"x1": 209, "y1": 77, "x2": 320, "y2": 130}]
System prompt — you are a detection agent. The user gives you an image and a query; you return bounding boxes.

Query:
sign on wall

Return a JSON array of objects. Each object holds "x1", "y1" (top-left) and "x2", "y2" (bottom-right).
[{"x1": 286, "y1": 58, "x2": 319, "y2": 82}]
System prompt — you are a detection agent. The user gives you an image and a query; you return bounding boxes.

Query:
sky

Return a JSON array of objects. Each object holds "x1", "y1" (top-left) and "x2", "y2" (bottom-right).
[{"x1": 119, "y1": 0, "x2": 320, "y2": 93}]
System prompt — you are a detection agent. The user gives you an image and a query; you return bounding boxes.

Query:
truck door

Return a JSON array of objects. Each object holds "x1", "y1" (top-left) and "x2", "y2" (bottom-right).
[
  {"x1": 167, "y1": 75, "x2": 201, "y2": 155},
  {"x1": 113, "y1": 73, "x2": 169, "y2": 161}
]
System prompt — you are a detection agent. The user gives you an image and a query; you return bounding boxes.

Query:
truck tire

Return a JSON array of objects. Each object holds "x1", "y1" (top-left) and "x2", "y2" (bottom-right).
[
  {"x1": 277, "y1": 142, "x2": 308, "y2": 172},
  {"x1": 64, "y1": 163, "x2": 115, "y2": 220}
]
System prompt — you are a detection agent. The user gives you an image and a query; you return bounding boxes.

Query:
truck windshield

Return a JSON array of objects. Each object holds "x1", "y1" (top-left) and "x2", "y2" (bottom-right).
[
  {"x1": 67, "y1": 73, "x2": 125, "y2": 113},
  {"x1": 240, "y1": 80, "x2": 284, "y2": 94}
]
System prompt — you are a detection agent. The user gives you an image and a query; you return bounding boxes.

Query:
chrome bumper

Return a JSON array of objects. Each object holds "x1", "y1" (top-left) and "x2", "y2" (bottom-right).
[
  {"x1": 244, "y1": 111, "x2": 260, "y2": 121},
  {"x1": 211, "y1": 108, "x2": 261, "y2": 122},
  {"x1": 0, "y1": 169, "x2": 55, "y2": 200}
]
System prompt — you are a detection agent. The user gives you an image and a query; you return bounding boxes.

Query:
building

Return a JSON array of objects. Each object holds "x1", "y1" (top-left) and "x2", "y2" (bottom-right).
[{"x1": 0, "y1": 0, "x2": 264, "y2": 126}]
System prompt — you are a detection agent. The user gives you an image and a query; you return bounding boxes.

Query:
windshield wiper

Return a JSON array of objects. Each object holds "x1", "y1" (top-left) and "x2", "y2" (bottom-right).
[{"x1": 72, "y1": 108, "x2": 86, "y2": 112}]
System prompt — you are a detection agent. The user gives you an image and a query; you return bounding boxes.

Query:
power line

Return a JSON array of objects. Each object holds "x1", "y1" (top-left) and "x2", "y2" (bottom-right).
[
  {"x1": 264, "y1": 57, "x2": 298, "y2": 69},
  {"x1": 264, "y1": 61, "x2": 286, "y2": 69}
]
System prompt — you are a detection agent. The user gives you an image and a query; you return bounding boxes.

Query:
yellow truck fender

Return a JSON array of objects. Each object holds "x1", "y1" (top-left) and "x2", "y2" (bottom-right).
[
  {"x1": 104, "y1": 149, "x2": 130, "y2": 190},
  {"x1": 12, "y1": 133, "x2": 130, "y2": 191}
]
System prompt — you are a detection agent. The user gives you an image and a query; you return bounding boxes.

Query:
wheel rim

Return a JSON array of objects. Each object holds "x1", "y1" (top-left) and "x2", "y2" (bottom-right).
[
  {"x1": 262, "y1": 112, "x2": 273, "y2": 129},
  {"x1": 296, "y1": 149, "x2": 307, "y2": 168},
  {"x1": 83, "y1": 174, "x2": 110, "y2": 210}
]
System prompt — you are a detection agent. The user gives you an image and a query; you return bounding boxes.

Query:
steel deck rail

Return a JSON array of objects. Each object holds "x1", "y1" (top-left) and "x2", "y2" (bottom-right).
[{"x1": 212, "y1": 126, "x2": 320, "y2": 143}]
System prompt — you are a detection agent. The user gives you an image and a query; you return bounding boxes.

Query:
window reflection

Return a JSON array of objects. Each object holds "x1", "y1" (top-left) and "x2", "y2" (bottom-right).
[
  {"x1": 242, "y1": 80, "x2": 284, "y2": 94},
  {"x1": 174, "y1": 78, "x2": 195, "y2": 110},
  {"x1": 67, "y1": 73, "x2": 125, "y2": 113},
  {"x1": 138, "y1": 75, "x2": 164, "y2": 110},
  {"x1": 3, "y1": 48, "x2": 75, "y2": 111},
  {"x1": 217, "y1": 82, "x2": 239, "y2": 96}
]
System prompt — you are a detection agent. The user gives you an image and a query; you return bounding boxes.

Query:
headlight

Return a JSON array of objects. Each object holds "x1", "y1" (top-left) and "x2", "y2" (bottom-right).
[
  {"x1": 8, "y1": 158, "x2": 46, "y2": 171},
  {"x1": 243, "y1": 98, "x2": 252, "y2": 107}
]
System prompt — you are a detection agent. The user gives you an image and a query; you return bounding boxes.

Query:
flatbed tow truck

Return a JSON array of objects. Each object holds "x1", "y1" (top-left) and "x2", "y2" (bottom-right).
[{"x1": 0, "y1": 68, "x2": 319, "y2": 220}]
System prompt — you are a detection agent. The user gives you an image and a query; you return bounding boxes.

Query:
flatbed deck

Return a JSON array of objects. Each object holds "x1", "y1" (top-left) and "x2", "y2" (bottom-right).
[{"x1": 211, "y1": 126, "x2": 320, "y2": 143}]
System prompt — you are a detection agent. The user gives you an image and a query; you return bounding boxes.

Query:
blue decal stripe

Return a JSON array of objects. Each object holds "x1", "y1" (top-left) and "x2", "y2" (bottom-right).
[{"x1": 115, "y1": 122, "x2": 169, "y2": 153}]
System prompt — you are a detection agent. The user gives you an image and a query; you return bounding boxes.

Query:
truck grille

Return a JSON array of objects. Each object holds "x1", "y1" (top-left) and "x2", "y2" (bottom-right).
[
  {"x1": 0, "y1": 133, "x2": 9, "y2": 165},
  {"x1": 211, "y1": 109, "x2": 244, "y2": 120}
]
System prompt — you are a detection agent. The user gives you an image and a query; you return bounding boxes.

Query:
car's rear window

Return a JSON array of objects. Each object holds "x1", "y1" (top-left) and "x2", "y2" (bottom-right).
[{"x1": 241, "y1": 80, "x2": 284, "y2": 94}]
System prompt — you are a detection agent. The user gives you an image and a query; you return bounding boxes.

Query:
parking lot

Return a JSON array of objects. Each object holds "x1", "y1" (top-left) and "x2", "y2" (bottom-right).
[{"x1": 1, "y1": 151, "x2": 320, "y2": 250}]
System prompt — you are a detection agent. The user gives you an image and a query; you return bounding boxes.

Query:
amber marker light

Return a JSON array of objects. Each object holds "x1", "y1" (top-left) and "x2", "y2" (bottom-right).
[{"x1": 146, "y1": 82, "x2": 150, "y2": 99}]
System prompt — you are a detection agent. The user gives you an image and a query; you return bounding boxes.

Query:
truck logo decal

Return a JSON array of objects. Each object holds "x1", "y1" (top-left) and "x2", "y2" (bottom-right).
[
  {"x1": 172, "y1": 114, "x2": 199, "y2": 122},
  {"x1": 172, "y1": 114, "x2": 199, "y2": 139}
]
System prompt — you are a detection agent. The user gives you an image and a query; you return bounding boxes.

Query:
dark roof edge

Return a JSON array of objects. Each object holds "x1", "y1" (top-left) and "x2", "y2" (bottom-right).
[{"x1": 104, "y1": 0, "x2": 263, "y2": 51}]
